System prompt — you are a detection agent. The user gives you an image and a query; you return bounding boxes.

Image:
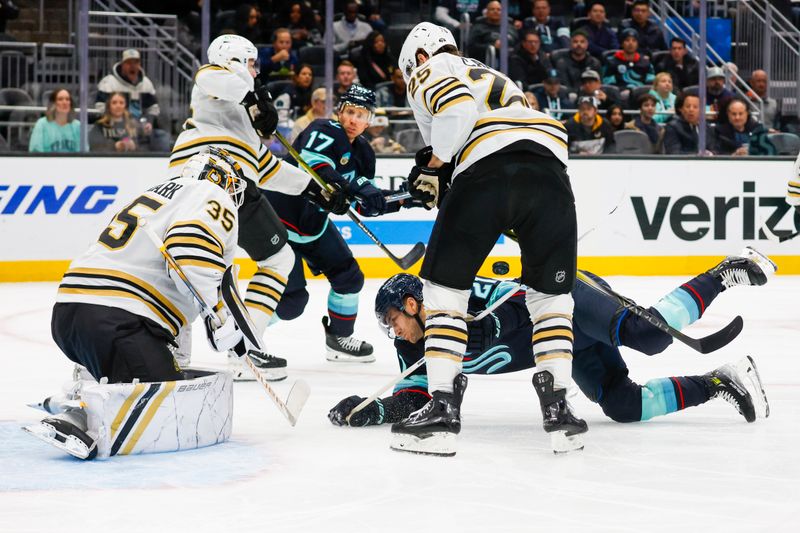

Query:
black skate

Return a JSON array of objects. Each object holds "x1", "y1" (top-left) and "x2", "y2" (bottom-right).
[
  {"x1": 708, "y1": 247, "x2": 776, "y2": 290},
  {"x1": 228, "y1": 350, "x2": 287, "y2": 382},
  {"x1": 705, "y1": 359, "x2": 758, "y2": 422},
  {"x1": 322, "y1": 316, "x2": 375, "y2": 363},
  {"x1": 22, "y1": 408, "x2": 97, "y2": 460},
  {"x1": 533, "y1": 371, "x2": 588, "y2": 454},
  {"x1": 390, "y1": 374, "x2": 468, "y2": 457}
]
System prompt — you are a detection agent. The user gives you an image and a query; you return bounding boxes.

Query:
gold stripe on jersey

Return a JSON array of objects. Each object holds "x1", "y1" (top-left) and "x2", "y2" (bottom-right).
[
  {"x1": 259, "y1": 154, "x2": 283, "y2": 185},
  {"x1": 194, "y1": 64, "x2": 230, "y2": 81},
  {"x1": 59, "y1": 267, "x2": 186, "y2": 335},
  {"x1": 174, "y1": 256, "x2": 226, "y2": 272},
  {"x1": 167, "y1": 221, "x2": 225, "y2": 253},
  {"x1": 172, "y1": 135, "x2": 257, "y2": 159},
  {"x1": 436, "y1": 95, "x2": 474, "y2": 115},
  {"x1": 423, "y1": 77, "x2": 474, "y2": 116},
  {"x1": 164, "y1": 235, "x2": 223, "y2": 257},
  {"x1": 456, "y1": 118, "x2": 569, "y2": 166},
  {"x1": 788, "y1": 180, "x2": 800, "y2": 197},
  {"x1": 170, "y1": 137, "x2": 259, "y2": 175}
]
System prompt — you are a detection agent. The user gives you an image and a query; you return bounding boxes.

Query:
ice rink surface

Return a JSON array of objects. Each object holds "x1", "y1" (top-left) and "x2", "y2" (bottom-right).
[{"x1": 1, "y1": 275, "x2": 799, "y2": 532}]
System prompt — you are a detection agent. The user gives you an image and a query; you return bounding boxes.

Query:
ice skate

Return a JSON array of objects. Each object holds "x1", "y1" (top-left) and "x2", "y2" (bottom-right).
[
  {"x1": 391, "y1": 374, "x2": 468, "y2": 457},
  {"x1": 22, "y1": 407, "x2": 97, "y2": 460},
  {"x1": 533, "y1": 371, "x2": 587, "y2": 454},
  {"x1": 322, "y1": 316, "x2": 375, "y2": 362},
  {"x1": 736, "y1": 355, "x2": 770, "y2": 419},
  {"x1": 228, "y1": 350, "x2": 287, "y2": 382},
  {"x1": 705, "y1": 359, "x2": 758, "y2": 422},
  {"x1": 708, "y1": 247, "x2": 775, "y2": 290}
]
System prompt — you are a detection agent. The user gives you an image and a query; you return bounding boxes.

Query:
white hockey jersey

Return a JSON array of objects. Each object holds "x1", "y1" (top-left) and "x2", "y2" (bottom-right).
[
  {"x1": 56, "y1": 178, "x2": 238, "y2": 337},
  {"x1": 169, "y1": 64, "x2": 310, "y2": 195},
  {"x1": 406, "y1": 53, "x2": 568, "y2": 179},
  {"x1": 787, "y1": 150, "x2": 800, "y2": 206}
]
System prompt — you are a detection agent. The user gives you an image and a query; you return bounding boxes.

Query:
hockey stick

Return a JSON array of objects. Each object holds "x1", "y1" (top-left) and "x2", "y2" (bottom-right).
[
  {"x1": 274, "y1": 131, "x2": 425, "y2": 270},
  {"x1": 384, "y1": 191, "x2": 412, "y2": 203},
  {"x1": 759, "y1": 216, "x2": 800, "y2": 243},
  {"x1": 140, "y1": 220, "x2": 309, "y2": 426}
]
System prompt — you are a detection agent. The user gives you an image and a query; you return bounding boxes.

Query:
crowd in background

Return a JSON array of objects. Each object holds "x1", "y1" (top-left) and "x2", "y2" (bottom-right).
[{"x1": 2, "y1": 0, "x2": 799, "y2": 156}]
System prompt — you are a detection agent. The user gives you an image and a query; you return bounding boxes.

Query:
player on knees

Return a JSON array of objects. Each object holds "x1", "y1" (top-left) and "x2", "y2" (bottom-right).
[
  {"x1": 169, "y1": 35, "x2": 337, "y2": 380},
  {"x1": 25, "y1": 150, "x2": 253, "y2": 460},
  {"x1": 264, "y1": 85, "x2": 400, "y2": 362},
  {"x1": 329, "y1": 252, "x2": 772, "y2": 437},
  {"x1": 389, "y1": 22, "x2": 583, "y2": 456}
]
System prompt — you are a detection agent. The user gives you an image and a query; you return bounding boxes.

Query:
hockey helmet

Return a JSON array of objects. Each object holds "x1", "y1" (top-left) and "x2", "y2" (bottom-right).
[
  {"x1": 337, "y1": 84, "x2": 376, "y2": 120},
  {"x1": 375, "y1": 273, "x2": 423, "y2": 337},
  {"x1": 181, "y1": 147, "x2": 247, "y2": 208},
  {"x1": 207, "y1": 34, "x2": 258, "y2": 69},
  {"x1": 398, "y1": 22, "x2": 457, "y2": 83}
]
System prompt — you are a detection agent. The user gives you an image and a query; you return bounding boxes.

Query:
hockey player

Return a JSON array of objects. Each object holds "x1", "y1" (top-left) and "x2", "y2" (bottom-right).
[
  {"x1": 786, "y1": 150, "x2": 800, "y2": 207},
  {"x1": 329, "y1": 248, "x2": 774, "y2": 433},
  {"x1": 169, "y1": 35, "x2": 347, "y2": 379},
  {"x1": 393, "y1": 22, "x2": 581, "y2": 455},
  {"x1": 27, "y1": 150, "x2": 251, "y2": 459},
  {"x1": 266, "y1": 84, "x2": 392, "y2": 362}
]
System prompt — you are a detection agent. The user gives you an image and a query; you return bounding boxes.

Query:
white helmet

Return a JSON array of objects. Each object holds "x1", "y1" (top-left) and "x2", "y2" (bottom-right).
[
  {"x1": 398, "y1": 22, "x2": 457, "y2": 83},
  {"x1": 207, "y1": 34, "x2": 258, "y2": 68},
  {"x1": 181, "y1": 147, "x2": 247, "y2": 208}
]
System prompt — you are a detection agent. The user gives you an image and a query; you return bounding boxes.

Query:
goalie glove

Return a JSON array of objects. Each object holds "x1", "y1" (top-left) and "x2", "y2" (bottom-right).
[
  {"x1": 328, "y1": 395, "x2": 385, "y2": 427},
  {"x1": 204, "y1": 310, "x2": 244, "y2": 353},
  {"x1": 302, "y1": 179, "x2": 350, "y2": 215},
  {"x1": 241, "y1": 84, "x2": 279, "y2": 138}
]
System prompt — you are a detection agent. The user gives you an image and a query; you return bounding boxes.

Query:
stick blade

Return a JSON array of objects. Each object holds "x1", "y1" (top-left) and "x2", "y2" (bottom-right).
[
  {"x1": 285, "y1": 379, "x2": 311, "y2": 427},
  {"x1": 693, "y1": 315, "x2": 744, "y2": 354},
  {"x1": 396, "y1": 242, "x2": 426, "y2": 270}
]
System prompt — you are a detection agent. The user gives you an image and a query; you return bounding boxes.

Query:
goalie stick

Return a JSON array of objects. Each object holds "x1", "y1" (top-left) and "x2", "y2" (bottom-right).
[
  {"x1": 274, "y1": 131, "x2": 425, "y2": 270},
  {"x1": 140, "y1": 220, "x2": 310, "y2": 426}
]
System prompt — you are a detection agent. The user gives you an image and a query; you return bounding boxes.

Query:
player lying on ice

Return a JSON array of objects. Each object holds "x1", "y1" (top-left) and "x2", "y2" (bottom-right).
[
  {"x1": 329, "y1": 249, "x2": 773, "y2": 449},
  {"x1": 24, "y1": 149, "x2": 262, "y2": 460}
]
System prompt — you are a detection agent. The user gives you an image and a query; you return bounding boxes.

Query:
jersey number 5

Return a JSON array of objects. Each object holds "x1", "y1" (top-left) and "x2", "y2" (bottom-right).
[
  {"x1": 467, "y1": 68, "x2": 526, "y2": 110},
  {"x1": 206, "y1": 200, "x2": 235, "y2": 232},
  {"x1": 99, "y1": 195, "x2": 164, "y2": 250}
]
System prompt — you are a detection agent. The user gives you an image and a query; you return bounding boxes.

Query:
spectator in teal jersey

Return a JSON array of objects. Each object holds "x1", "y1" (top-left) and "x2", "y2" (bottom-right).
[
  {"x1": 649, "y1": 71, "x2": 676, "y2": 124},
  {"x1": 29, "y1": 88, "x2": 81, "y2": 153}
]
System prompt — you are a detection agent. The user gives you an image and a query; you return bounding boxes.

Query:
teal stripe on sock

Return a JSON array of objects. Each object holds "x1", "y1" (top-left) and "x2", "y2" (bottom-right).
[
  {"x1": 652, "y1": 287, "x2": 699, "y2": 330},
  {"x1": 328, "y1": 290, "x2": 359, "y2": 316},
  {"x1": 641, "y1": 378, "x2": 678, "y2": 421},
  {"x1": 394, "y1": 374, "x2": 428, "y2": 394}
]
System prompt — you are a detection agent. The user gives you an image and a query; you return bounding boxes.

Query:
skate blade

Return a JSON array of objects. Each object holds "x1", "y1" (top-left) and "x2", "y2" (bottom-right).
[
  {"x1": 738, "y1": 356, "x2": 770, "y2": 419},
  {"x1": 22, "y1": 423, "x2": 95, "y2": 460},
  {"x1": 390, "y1": 431, "x2": 457, "y2": 457},
  {"x1": 325, "y1": 348, "x2": 376, "y2": 363},
  {"x1": 550, "y1": 430, "x2": 585, "y2": 454}
]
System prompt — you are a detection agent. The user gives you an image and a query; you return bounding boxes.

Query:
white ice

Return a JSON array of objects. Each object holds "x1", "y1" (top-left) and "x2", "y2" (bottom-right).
[{"x1": 1, "y1": 275, "x2": 799, "y2": 532}]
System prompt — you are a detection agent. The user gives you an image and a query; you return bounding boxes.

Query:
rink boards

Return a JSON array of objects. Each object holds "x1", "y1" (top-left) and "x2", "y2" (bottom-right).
[{"x1": 0, "y1": 155, "x2": 797, "y2": 281}]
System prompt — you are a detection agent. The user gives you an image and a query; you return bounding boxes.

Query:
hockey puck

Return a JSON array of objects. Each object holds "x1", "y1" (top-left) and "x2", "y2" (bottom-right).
[{"x1": 492, "y1": 261, "x2": 510, "y2": 275}]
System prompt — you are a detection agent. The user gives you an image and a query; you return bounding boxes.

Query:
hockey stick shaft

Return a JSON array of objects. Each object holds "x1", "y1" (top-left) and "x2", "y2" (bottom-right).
[
  {"x1": 384, "y1": 191, "x2": 412, "y2": 203},
  {"x1": 273, "y1": 131, "x2": 424, "y2": 270},
  {"x1": 759, "y1": 217, "x2": 800, "y2": 243},
  {"x1": 140, "y1": 221, "x2": 305, "y2": 425}
]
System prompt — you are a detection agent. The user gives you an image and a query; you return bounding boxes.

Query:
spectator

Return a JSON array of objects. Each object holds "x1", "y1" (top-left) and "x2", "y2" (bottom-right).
[
  {"x1": 88, "y1": 92, "x2": 141, "y2": 153},
  {"x1": 602, "y1": 28, "x2": 655, "y2": 94},
  {"x1": 747, "y1": 70, "x2": 780, "y2": 131},
  {"x1": 334, "y1": 60, "x2": 357, "y2": 103},
  {"x1": 654, "y1": 37, "x2": 698, "y2": 91},
  {"x1": 333, "y1": 1, "x2": 373, "y2": 55},
  {"x1": 376, "y1": 68, "x2": 408, "y2": 108},
  {"x1": 706, "y1": 66, "x2": 734, "y2": 121},
  {"x1": 565, "y1": 95, "x2": 616, "y2": 154},
  {"x1": 280, "y1": 63, "x2": 314, "y2": 114},
  {"x1": 579, "y1": 1, "x2": 619, "y2": 59},
  {"x1": 258, "y1": 28, "x2": 299, "y2": 81},
  {"x1": 521, "y1": 0, "x2": 570, "y2": 54},
  {"x1": 619, "y1": 0, "x2": 666, "y2": 57},
  {"x1": 553, "y1": 29, "x2": 602, "y2": 89},
  {"x1": 606, "y1": 104, "x2": 626, "y2": 132},
  {"x1": 357, "y1": 31, "x2": 397, "y2": 89},
  {"x1": 577, "y1": 69, "x2": 619, "y2": 112},
  {"x1": 96, "y1": 49, "x2": 159, "y2": 124},
  {"x1": 278, "y1": 1, "x2": 322, "y2": 49},
  {"x1": 524, "y1": 91, "x2": 540, "y2": 110},
  {"x1": 712, "y1": 98, "x2": 776, "y2": 156},
  {"x1": 625, "y1": 92, "x2": 664, "y2": 151},
  {"x1": 29, "y1": 88, "x2": 81, "y2": 153},
  {"x1": 649, "y1": 72, "x2": 676, "y2": 124},
  {"x1": 234, "y1": 4, "x2": 265, "y2": 44},
  {"x1": 435, "y1": 0, "x2": 488, "y2": 35},
  {"x1": 290, "y1": 87, "x2": 330, "y2": 140},
  {"x1": 509, "y1": 30, "x2": 552, "y2": 87},
  {"x1": 533, "y1": 69, "x2": 570, "y2": 120},
  {"x1": 365, "y1": 113, "x2": 406, "y2": 153},
  {"x1": 467, "y1": 0, "x2": 519, "y2": 59},
  {"x1": 0, "y1": 0, "x2": 19, "y2": 41},
  {"x1": 663, "y1": 91, "x2": 713, "y2": 154}
]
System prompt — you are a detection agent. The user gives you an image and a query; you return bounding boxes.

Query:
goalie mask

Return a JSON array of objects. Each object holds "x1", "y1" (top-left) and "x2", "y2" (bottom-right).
[
  {"x1": 398, "y1": 22, "x2": 457, "y2": 83},
  {"x1": 181, "y1": 148, "x2": 247, "y2": 208},
  {"x1": 375, "y1": 273, "x2": 424, "y2": 338}
]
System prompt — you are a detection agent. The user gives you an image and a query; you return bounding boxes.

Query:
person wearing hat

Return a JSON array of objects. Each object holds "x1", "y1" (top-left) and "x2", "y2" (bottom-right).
[
  {"x1": 553, "y1": 29, "x2": 602, "y2": 90},
  {"x1": 95, "y1": 49, "x2": 159, "y2": 126},
  {"x1": 574, "y1": 1, "x2": 619, "y2": 59},
  {"x1": 602, "y1": 27, "x2": 655, "y2": 94},
  {"x1": 533, "y1": 69, "x2": 570, "y2": 120},
  {"x1": 577, "y1": 69, "x2": 619, "y2": 112},
  {"x1": 564, "y1": 95, "x2": 616, "y2": 154},
  {"x1": 706, "y1": 66, "x2": 734, "y2": 121},
  {"x1": 619, "y1": 0, "x2": 667, "y2": 57},
  {"x1": 365, "y1": 111, "x2": 406, "y2": 154},
  {"x1": 509, "y1": 28, "x2": 553, "y2": 87}
]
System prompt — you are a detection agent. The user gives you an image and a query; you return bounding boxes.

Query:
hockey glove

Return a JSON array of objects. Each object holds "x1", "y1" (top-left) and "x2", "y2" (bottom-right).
[
  {"x1": 241, "y1": 85, "x2": 279, "y2": 138},
  {"x1": 302, "y1": 179, "x2": 350, "y2": 215},
  {"x1": 328, "y1": 395, "x2": 385, "y2": 427},
  {"x1": 348, "y1": 176, "x2": 387, "y2": 216},
  {"x1": 204, "y1": 311, "x2": 244, "y2": 353},
  {"x1": 406, "y1": 165, "x2": 441, "y2": 210}
]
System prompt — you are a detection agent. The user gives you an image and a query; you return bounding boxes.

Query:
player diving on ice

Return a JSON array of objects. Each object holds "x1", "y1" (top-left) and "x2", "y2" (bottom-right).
[
  {"x1": 24, "y1": 150, "x2": 258, "y2": 460},
  {"x1": 329, "y1": 249, "x2": 773, "y2": 445}
]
